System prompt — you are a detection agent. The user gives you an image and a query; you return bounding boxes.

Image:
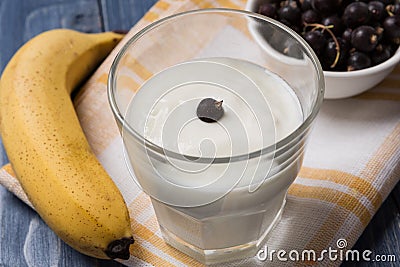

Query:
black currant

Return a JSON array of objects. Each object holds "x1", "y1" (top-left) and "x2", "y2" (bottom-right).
[
  {"x1": 339, "y1": 0, "x2": 354, "y2": 13},
  {"x1": 347, "y1": 51, "x2": 372, "y2": 71},
  {"x1": 386, "y1": 42, "x2": 399, "y2": 55},
  {"x1": 323, "y1": 37, "x2": 349, "y2": 70},
  {"x1": 299, "y1": 0, "x2": 313, "y2": 11},
  {"x1": 259, "y1": 3, "x2": 278, "y2": 19},
  {"x1": 311, "y1": 0, "x2": 341, "y2": 16},
  {"x1": 342, "y1": 2, "x2": 370, "y2": 28},
  {"x1": 351, "y1": 26, "x2": 379, "y2": 52},
  {"x1": 371, "y1": 44, "x2": 392, "y2": 65},
  {"x1": 197, "y1": 98, "x2": 224, "y2": 123},
  {"x1": 342, "y1": 28, "x2": 353, "y2": 42},
  {"x1": 368, "y1": 1, "x2": 386, "y2": 22},
  {"x1": 303, "y1": 30, "x2": 327, "y2": 55},
  {"x1": 278, "y1": 1, "x2": 302, "y2": 25},
  {"x1": 322, "y1": 15, "x2": 343, "y2": 35},
  {"x1": 383, "y1": 15, "x2": 400, "y2": 39},
  {"x1": 375, "y1": 0, "x2": 394, "y2": 5},
  {"x1": 301, "y1": 9, "x2": 321, "y2": 25}
]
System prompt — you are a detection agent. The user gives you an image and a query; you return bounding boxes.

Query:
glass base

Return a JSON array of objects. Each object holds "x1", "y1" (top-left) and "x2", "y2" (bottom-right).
[{"x1": 160, "y1": 199, "x2": 286, "y2": 265}]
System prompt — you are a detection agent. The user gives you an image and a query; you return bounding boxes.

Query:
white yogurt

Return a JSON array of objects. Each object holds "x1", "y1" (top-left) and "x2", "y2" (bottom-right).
[{"x1": 123, "y1": 57, "x2": 304, "y2": 263}]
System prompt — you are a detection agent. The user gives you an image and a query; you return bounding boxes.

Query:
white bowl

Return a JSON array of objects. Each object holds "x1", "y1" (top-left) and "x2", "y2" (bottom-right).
[{"x1": 246, "y1": 0, "x2": 400, "y2": 99}]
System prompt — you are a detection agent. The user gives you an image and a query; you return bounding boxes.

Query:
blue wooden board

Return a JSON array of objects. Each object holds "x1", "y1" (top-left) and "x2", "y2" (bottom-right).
[
  {"x1": 0, "y1": 0, "x2": 398, "y2": 266},
  {"x1": 0, "y1": 0, "x2": 157, "y2": 266}
]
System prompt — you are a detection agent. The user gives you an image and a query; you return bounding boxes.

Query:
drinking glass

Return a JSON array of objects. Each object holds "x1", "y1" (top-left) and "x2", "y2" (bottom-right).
[{"x1": 108, "y1": 8, "x2": 324, "y2": 265}]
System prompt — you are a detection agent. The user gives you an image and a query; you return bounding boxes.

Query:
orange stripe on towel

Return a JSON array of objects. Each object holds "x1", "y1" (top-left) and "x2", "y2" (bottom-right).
[
  {"x1": 96, "y1": 73, "x2": 108, "y2": 85},
  {"x1": 123, "y1": 55, "x2": 153, "y2": 81},
  {"x1": 3, "y1": 164, "x2": 15, "y2": 176},
  {"x1": 143, "y1": 11, "x2": 160, "y2": 22},
  {"x1": 155, "y1": 1, "x2": 170, "y2": 10},
  {"x1": 289, "y1": 184, "x2": 371, "y2": 226},
  {"x1": 299, "y1": 167, "x2": 382, "y2": 210}
]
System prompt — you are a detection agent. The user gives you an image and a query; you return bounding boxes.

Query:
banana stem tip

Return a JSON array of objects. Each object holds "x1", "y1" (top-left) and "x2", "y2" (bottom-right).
[{"x1": 105, "y1": 237, "x2": 134, "y2": 260}]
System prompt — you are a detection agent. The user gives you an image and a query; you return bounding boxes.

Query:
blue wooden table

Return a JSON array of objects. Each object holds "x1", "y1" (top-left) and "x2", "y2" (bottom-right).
[{"x1": 0, "y1": 1, "x2": 398, "y2": 266}]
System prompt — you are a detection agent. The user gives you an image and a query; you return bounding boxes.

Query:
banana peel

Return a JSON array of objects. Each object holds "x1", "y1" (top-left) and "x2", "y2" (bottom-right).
[{"x1": 0, "y1": 29, "x2": 133, "y2": 260}]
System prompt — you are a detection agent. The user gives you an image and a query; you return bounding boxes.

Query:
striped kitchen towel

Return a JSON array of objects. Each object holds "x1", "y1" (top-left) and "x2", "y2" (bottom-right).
[{"x1": 0, "y1": 0, "x2": 399, "y2": 266}]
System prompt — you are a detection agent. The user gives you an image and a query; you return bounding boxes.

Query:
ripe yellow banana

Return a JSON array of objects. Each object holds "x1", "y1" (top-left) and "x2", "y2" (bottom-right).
[{"x1": 0, "y1": 29, "x2": 133, "y2": 260}]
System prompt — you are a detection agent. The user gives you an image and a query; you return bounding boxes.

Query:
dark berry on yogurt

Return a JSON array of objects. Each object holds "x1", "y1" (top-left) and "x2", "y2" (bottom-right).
[{"x1": 197, "y1": 98, "x2": 224, "y2": 123}]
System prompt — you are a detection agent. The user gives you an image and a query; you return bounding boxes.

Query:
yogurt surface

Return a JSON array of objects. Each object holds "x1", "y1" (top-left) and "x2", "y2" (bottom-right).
[{"x1": 127, "y1": 57, "x2": 303, "y2": 159}]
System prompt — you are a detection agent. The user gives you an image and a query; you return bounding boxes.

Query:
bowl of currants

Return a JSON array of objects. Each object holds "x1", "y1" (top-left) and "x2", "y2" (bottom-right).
[{"x1": 246, "y1": 0, "x2": 400, "y2": 99}]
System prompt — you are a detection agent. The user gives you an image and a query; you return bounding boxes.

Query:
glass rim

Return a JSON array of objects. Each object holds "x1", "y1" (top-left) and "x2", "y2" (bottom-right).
[{"x1": 107, "y1": 8, "x2": 325, "y2": 163}]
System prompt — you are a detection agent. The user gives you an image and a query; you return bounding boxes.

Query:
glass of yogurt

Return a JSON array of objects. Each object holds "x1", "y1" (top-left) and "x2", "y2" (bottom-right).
[{"x1": 108, "y1": 9, "x2": 324, "y2": 265}]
